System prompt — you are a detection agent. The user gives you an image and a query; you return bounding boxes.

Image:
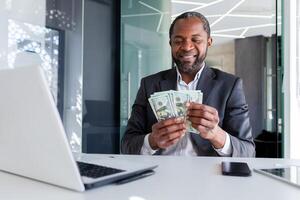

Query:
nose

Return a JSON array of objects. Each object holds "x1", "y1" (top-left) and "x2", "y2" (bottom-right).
[{"x1": 181, "y1": 40, "x2": 194, "y2": 51}]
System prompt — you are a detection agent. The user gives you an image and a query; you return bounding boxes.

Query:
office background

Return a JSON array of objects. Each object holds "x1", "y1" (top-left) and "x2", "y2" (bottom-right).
[{"x1": 0, "y1": 0, "x2": 299, "y2": 158}]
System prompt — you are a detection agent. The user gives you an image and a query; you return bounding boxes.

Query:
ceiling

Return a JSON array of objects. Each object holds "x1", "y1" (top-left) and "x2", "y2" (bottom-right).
[
  {"x1": 121, "y1": 0, "x2": 280, "y2": 45},
  {"x1": 172, "y1": 0, "x2": 279, "y2": 44}
]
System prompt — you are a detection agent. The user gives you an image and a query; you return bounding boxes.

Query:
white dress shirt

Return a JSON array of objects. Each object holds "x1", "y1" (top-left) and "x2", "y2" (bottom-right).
[{"x1": 140, "y1": 64, "x2": 233, "y2": 156}]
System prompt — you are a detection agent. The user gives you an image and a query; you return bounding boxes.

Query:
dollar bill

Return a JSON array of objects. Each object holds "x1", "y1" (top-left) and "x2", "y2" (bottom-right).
[
  {"x1": 148, "y1": 90, "x2": 203, "y2": 134},
  {"x1": 181, "y1": 90, "x2": 203, "y2": 103},
  {"x1": 149, "y1": 94, "x2": 176, "y2": 121},
  {"x1": 172, "y1": 91, "x2": 189, "y2": 118},
  {"x1": 179, "y1": 90, "x2": 203, "y2": 133}
]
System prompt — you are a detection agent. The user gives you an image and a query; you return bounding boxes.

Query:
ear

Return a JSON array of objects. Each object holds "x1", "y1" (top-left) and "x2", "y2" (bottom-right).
[
  {"x1": 207, "y1": 37, "x2": 213, "y2": 47},
  {"x1": 169, "y1": 40, "x2": 171, "y2": 46}
]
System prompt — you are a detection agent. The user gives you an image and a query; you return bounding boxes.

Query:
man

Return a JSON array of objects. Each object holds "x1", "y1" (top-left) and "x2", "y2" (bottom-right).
[{"x1": 121, "y1": 12, "x2": 255, "y2": 157}]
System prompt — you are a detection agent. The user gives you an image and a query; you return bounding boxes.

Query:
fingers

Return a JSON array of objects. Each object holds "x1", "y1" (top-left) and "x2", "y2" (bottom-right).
[
  {"x1": 188, "y1": 117, "x2": 215, "y2": 129},
  {"x1": 188, "y1": 109, "x2": 216, "y2": 122},
  {"x1": 159, "y1": 122, "x2": 186, "y2": 136},
  {"x1": 192, "y1": 124, "x2": 215, "y2": 140},
  {"x1": 187, "y1": 102, "x2": 218, "y2": 117},
  {"x1": 153, "y1": 117, "x2": 185, "y2": 130},
  {"x1": 186, "y1": 102, "x2": 219, "y2": 124},
  {"x1": 160, "y1": 129, "x2": 186, "y2": 142},
  {"x1": 150, "y1": 117, "x2": 186, "y2": 149},
  {"x1": 158, "y1": 130, "x2": 185, "y2": 149},
  {"x1": 185, "y1": 103, "x2": 219, "y2": 137}
]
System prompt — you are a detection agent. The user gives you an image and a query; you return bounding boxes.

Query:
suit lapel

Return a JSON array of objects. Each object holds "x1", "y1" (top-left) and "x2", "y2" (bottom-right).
[
  {"x1": 196, "y1": 66, "x2": 216, "y2": 104},
  {"x1": 159, "y1": 68, "x2": 177, "y2": 91}
]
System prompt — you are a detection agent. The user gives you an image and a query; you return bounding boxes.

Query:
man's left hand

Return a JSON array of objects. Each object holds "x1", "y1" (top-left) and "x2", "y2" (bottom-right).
[{"x1": 186, "y1": 102, "x2": 226, "y2": 149}]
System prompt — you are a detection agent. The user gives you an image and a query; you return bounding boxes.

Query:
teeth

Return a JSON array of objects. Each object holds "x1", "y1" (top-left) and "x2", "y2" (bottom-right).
[{"x1": 182, "y1": 55, "x2": 193, "y2": 58}]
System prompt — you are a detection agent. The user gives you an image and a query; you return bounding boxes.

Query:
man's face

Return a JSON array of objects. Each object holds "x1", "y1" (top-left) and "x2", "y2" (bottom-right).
[{"x1": 170, "y1": 17, "x2": 212, "y2": 75}]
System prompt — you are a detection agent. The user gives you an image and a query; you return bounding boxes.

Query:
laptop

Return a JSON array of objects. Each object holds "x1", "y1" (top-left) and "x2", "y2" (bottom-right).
[{"x1": 0, "y1": 66, "x2": 157, "y2": 192}]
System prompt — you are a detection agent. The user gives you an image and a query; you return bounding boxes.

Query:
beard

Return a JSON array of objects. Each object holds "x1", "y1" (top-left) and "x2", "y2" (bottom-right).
[{"x1": 173, "y1": 49, "x2": 207, "y2": 75}]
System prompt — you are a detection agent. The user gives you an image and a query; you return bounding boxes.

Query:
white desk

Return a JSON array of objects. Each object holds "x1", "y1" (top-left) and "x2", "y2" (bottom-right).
[{"x1": 0, "y1": 154, "x2": 299, "y2": 200}]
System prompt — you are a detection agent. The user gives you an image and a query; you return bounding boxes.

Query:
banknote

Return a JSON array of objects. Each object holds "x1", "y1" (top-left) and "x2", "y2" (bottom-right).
[
  {"x1": 183, "y1": 90, "x2": 203, "y2": 133},
  {"x1": 148, "y1": 90, "x2": 203, "y2": 134},
  {"x1": 172, "y1": 91, "x2": 189, "y2": 118},
  {"x1": 149, "y1": 94, "x2": 176, "y2": 121}
]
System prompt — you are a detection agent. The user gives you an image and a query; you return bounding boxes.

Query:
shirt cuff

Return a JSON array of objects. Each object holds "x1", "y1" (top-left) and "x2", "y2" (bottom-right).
[
  {"x1": 214, "y1": 132, "x2": 233, "y2": 156},
  {"x1": 140, "y1": 134, "x2": 158, "y2": 155}
]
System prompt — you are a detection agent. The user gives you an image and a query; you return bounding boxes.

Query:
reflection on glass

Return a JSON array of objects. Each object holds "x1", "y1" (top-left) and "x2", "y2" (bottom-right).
[
  {"x1": 7, "y1": 19, "x2": 59, "y2": 104},
  {"x1": 46, "y1": 0, "x2": 77, "y2": 30},
  {"x1": 1, "y1": 0, "x2": 83, "y2": 152},
  {"x1": 121, "y1": 0, "x2": 279, "y2": 139},
  {"x1": 173, "y1": 0, "x2": 279, "y2": 136},
  {"x1": 260, "y1": 166, "x2": 300, "y2": 187},
  {"x1": 120, "y1": 0, "x2": 172, "y2": 138}
]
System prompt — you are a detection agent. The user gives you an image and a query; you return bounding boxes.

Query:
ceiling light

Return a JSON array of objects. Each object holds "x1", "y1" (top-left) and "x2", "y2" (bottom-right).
[
  {"x1": 213, "y1": 23, "x2": 278, "y2": 33},
  {"x1": 206, "y1": 14, "x2": 274, "y2": 19},
  {"x1": 210, "y1": 0, "x2": 246, "y2": 27},
  {"x1": 139, "y1": 1, "x2": 162, "y2": 13},
  {"x1": 138, "y1": 1, "x2": 165, "y2": 32},
  {"x1": 172, "y1": 0, "x2": 223, "y2": 18},
  {"x1": 156, "y1": 14, "x2": 163, "y2": 32},
  {"x1": 122, "y1": 12, "x2": 162, "y2": 18},
  {"x1": 171, "y1": 0, "x2": 206, "y2": 6},
  {"x1": 239, "y1": 27, "x2": 249, "y2": 37},
  {"x1": 211, "y1": 33, "x2": 245, "y2": 38}
]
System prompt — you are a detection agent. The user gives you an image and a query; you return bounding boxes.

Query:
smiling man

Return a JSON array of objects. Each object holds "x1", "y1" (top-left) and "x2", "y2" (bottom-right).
[{"x1": 121, "y1": 12, "x2": 255, "y2": 157}]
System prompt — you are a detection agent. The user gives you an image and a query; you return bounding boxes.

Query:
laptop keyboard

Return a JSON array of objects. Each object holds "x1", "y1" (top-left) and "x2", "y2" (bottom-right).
[{"x1": 77, "y1": 161, "x2": 125, "y2": 179}]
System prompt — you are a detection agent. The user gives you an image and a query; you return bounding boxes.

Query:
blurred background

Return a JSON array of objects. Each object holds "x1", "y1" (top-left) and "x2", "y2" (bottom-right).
[{"x1": 1, "y1": 0, "x2": 299, "y2": 159}]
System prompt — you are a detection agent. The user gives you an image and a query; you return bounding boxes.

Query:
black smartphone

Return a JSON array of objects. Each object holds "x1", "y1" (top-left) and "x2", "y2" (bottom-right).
[{"x1": 221, "y1": 161, "x2": 251, "y2": 177}]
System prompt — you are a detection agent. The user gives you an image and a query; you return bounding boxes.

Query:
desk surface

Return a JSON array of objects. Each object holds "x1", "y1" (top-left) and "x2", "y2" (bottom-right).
[{"x1": 1, "y1": 154, "x2": 300, "y2": 200}]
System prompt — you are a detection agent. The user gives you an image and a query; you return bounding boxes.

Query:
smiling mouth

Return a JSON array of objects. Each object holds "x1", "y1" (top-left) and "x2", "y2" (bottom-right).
[
  {"x1": 181, "y1": 55, "x2": 196, "y2": 58},
  {"x1": 179, "y1": 54, "x2": 197, "y2": 61}
]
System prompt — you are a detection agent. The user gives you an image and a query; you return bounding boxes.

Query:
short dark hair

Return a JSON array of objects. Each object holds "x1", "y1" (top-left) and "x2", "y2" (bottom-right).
[{"x1": 169, "y1": 12, "x2": 211, "y2": 39}]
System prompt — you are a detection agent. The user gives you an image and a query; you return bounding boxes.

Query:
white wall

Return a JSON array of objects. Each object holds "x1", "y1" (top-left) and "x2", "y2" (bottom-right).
[{"x1": 283, "y1": 0, "x2": 300, "y2": 159}]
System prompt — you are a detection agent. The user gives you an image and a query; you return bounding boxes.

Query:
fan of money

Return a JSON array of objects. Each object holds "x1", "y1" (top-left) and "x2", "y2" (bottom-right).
[{"x1": 148, "y1": 90, "x2": 203, "y2": 133}]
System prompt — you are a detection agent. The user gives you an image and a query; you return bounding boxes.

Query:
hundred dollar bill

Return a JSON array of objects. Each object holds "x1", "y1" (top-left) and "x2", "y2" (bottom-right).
[
  {"x1": 171, "y1": 91, "x2": 189, "y2": 118},
  {"x1": 182, "y1": 90, "x2": 203, "y2": 133},
  {"x1": 149, "y1": 94, "x2": 176, "y2": 121},
  {"x1": 148, "y1": 90, "x2": 204, "y2": 134},
  {"x1": 181, "y1": 90, "x2": 203, "y2": 103}
]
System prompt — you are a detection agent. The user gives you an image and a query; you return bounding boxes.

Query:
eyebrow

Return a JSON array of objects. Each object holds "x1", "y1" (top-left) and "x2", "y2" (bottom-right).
[
  {"x1": 192, "y1": 34, "x2": 204, "y2": 37},
  {"x1": 173, "y1": 34, "x2": 204, "y2": 39}
]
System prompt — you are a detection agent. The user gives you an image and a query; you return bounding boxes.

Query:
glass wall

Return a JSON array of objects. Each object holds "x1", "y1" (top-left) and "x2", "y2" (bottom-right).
[
  {"x1": 121, "y1": 0, "x2": 281, "y2": 157},
  {"x1": 1, "y1": 0, "x2": 121, "y2": 154},
  {"x1": 0, "y1": 1, "x2": 61, "y2": 114},
  {"x1": 120, "y1": 0, "x2": 172, "y2": 138},
  {"x1": 121, "y1": 0, "x2": 283, "y2": 157},
  {"x1": 0, "y1": 0, "x2": 84, "y2": 152}
]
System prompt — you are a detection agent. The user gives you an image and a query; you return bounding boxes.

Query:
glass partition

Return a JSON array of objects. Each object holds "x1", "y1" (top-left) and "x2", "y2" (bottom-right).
[
  {"x1": 0, "y1": 0, "x2": 84, "y2": 152},
  {"x1": 174, "y1": 0, "x2": 279, "y2": 157},
  {"x1": 120, "y1": 0, "x2": 172, "y2": 138},
  {"x1": 120, "y1": 0, "x2": 281, "y2": 157}
]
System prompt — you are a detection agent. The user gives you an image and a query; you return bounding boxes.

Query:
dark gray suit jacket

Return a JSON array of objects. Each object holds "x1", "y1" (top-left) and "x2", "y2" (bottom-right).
[{"x1": 121, "y1": 66, "x2": 255, "y2": 157}]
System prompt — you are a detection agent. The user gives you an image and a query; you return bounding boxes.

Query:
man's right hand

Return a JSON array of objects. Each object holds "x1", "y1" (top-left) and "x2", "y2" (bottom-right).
[{"x1": 149, "y1": 117, "x2": 186, "y2": 150}]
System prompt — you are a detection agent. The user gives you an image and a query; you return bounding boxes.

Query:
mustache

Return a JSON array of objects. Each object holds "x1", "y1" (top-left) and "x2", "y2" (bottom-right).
[{"x1": 177, "y1": 51, "x2": 198, "y2": 57}]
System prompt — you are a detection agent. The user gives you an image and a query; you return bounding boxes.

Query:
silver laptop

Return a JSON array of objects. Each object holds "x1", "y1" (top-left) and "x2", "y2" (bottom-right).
[{"x1": 0, "y1": 66, "x2": 157, "y2": 192}]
